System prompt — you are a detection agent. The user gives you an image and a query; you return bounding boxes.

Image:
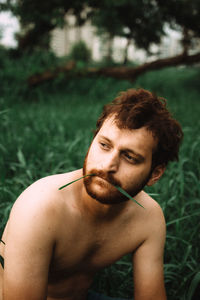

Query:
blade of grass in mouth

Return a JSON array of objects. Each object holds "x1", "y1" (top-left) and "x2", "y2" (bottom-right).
[
  {"x1": 59, "y1": 174, "x2": 145, "y2": 208},
  {"x1": 114, "y1": 185, "x2": 145, "y2": 209},
  {"x1": 58, "y1": 174, "x2": 96, "y2": 190}
]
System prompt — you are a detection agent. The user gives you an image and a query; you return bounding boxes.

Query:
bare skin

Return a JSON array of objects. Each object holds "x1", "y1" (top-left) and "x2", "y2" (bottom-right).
[{"x1": 0, "y1": 117, "x2": 167, "y2": 300}]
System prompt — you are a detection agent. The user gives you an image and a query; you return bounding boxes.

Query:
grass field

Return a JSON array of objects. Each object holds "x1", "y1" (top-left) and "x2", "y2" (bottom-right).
[{"x1": 0, "y1": 56, "x2": 200, "y2": 299}]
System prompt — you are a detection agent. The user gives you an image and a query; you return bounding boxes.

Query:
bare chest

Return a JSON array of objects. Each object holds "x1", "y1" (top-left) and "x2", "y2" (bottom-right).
[
  {"x1": 46, "y1": 205, "x2": 146, "y2": 300},
  {"x1": 48, "y1": 219, "x2": 142, "y2": 282}
]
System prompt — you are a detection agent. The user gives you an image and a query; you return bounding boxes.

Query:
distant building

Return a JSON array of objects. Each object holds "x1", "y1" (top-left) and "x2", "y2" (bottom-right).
[
  {"x1": 0, "y1": 12, "x2": 19, "y2": 48},
  {"x1": 50, "y1": 12, "x2": 183, "y2": 63}
]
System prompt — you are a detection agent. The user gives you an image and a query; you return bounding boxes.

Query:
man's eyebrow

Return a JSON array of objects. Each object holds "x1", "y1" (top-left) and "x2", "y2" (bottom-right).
[
  {"x1": 98, "y1": 135, "x2": 145, "y2": 161},
  {"x1": 98, "y1": 135, "x2": 112, "y2": 143}
]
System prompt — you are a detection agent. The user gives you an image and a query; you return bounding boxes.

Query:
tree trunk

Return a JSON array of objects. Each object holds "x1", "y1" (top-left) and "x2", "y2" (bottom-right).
[
  {"x1": 28, "y1": 61, "x2": 76, "y2": 86},
  {"x1": 181, "y1": 27, "x2": 191, "y2": 56},
  {"x1": 104, "y1": 34, "x2": 113, "y2": 63},
  {"x1": 96, "y1": 52, "x2": 200, "y2": 81},
  {"x1": 123, "y1": 37, "x2": 131, "y2": 65},
  {"x1": 28, "y1": 52, "x2": 200, "y2": 87}
]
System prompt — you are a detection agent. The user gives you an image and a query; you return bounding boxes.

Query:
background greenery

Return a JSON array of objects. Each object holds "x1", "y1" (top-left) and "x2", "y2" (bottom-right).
[
  {"x1": 0, "y1": 50, "x2": 200, "y2": 299},
  {"x1": 1, "y1": 0, "x2": 200, "y2": 61}
]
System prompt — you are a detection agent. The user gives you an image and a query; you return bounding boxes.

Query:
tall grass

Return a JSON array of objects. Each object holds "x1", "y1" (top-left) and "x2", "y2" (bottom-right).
[{"x1": 0, "y1": 53, "x2": 200, "y2": 300}]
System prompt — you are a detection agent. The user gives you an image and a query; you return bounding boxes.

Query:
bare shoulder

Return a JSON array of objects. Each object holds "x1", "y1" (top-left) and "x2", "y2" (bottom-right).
[
  {"x1": 4, "y1": 170, "x2": 81, "y2": 240},
  {"x1": 12, "y1": 169, "x2": 80, "y2": 211},
  {"x1": 11, "y1": 173, "x2": 65, "y2": 215},
  {"x1": 136, "y1": 190, "x2": 165, "y2": 217},
  {"x1": 132, "y1": 192, "x2": 167, "y2": 300},
  {"x1": 134, "y1": 190, "x2": 166, "y2": 237}
]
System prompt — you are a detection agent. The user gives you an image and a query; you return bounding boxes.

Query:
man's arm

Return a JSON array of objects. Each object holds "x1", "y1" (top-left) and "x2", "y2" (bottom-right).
[
  {"x1": 3, "y1": 182, "x2": 58, "y2": 300},
  {"x1": 132, "y1": 203, "x2": 167, "y2": 300}
]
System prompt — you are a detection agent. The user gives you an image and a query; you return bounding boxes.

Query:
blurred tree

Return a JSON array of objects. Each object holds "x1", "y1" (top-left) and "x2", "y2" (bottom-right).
[
  {"x1": 2, "y1": 0, "x2": 200, "y2": 83},
  {"x1": 89, "y1": 0, "x2": 165, "y2": 64},
  {"x1": 1, "y1": 0, "x2": 88, "y2": 52},
  {"x1": 90, "y1": 6, "x2": 123, "y2": 63},
  {"x1": 156, "y1": 0, "x2": 200, "y2": 55},
  {"x1": 2, "y1": 0, "x2": 200, "y2": 58},
  {"x1": 0, "y1": 27, "x2": 2, "y2": 42},
  {"x1": 90, "y1": 0, "x2": 200, "y2": 64},
  {"x1": 69, "y1": 40, "x2": 91, "y2": 63}
]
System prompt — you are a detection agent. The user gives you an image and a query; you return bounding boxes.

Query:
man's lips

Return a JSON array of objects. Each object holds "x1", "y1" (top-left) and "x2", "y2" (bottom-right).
[
  {"x1": 93, "y1": 175, "x2": 116, "y2": 187},
  {"x1": 94, "y1": 175, "x2": 109, "y2": 183},
  {"x1": 86, "y1": 169, "x2": 122, "y2": 187}
]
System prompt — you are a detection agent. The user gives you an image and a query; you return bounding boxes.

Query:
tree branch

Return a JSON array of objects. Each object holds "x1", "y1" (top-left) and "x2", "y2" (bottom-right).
[{"x1": 28, "y1": 52, "x2": 200, "y2": 87}]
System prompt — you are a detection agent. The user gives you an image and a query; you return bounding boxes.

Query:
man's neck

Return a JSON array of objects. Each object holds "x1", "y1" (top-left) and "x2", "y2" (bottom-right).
[{"x1": 76, "y1": 171, "x2": 129, "y2": 224}]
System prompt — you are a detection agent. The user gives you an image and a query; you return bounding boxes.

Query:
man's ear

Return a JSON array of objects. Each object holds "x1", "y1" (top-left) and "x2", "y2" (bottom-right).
[{"x1": 147, "y1": 164, "x2": 166, "y2": 186}]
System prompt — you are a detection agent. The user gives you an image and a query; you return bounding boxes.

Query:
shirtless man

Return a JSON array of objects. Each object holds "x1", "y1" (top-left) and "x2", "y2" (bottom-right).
[{"x1": 0, "y1": 88, "x2": 183, "y2": 300}]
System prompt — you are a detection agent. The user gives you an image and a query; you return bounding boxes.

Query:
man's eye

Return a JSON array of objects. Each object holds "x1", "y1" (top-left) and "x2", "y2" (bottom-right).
[
  {"x1": 124, "y1": 153, "x2": 138, "y2": 164},
  {"x1": 100, "y1": 142, "x2": 109, "y2": 150}
]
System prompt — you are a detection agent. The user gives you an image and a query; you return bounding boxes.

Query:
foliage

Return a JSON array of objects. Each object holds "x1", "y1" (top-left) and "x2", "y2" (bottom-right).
[
  {"x1": 2, "y1": 0, "x2": 88, "y2": 51},
  {"x1": 90, "y1": 0, "x2": 165, "y2": 53},
  {"x1": 0, "y1": 58, "x2": 200, "y2": 299},
  {"x1": 0, "y1": 46, "x2": 9, "y2": 68},
  {"x1": 0, "y1": 49, "x2": 62, "y2": 103},
  {"x1": 155, "y1": 0, "x2": 200, "y2": 55},
  {"x1": 69, "y1": 40, "x2": 92, "y2": 63},
  {"x1": 157, "y1": 0, "x2": 200, "y2": 38},
  {"x1": 2, "y1": 0, "x2": 200, "y2": 57}
]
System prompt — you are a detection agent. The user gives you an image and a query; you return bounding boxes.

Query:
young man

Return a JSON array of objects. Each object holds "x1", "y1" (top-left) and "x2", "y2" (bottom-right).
[{"x1": 0, "y1": 88, "x2": 183, "y2": 300}]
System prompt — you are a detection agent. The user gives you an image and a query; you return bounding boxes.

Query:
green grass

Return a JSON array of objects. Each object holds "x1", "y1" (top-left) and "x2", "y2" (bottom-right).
[{"x1": 0, "y1": 59, "x2": 200, "y2": 299}]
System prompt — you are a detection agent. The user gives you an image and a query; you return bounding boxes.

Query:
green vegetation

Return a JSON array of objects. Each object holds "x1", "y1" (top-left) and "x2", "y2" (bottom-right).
[
  {"x1": 2, "y1": 0, "x2": 200, "y2": 62},
  {"x1": 0, "y1": 52, "x2": 200, "y2": 299},
  {"x1": 69, "y1": 40, "x2": 92, "y2": 63}
]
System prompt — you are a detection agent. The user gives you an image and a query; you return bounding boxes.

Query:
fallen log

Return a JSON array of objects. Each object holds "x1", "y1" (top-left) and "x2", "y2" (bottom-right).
[
  {"x1": 28, "y1": 60, "x2": 76, "y2": 86},
  {"x1": 28, "y1": 52, "x2": 200, "y2": 87}
]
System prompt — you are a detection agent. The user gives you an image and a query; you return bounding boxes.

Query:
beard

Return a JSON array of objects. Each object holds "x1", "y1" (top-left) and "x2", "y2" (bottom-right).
[{"x1": 83, "y1": 153, "x2": 151, "y2": 205}]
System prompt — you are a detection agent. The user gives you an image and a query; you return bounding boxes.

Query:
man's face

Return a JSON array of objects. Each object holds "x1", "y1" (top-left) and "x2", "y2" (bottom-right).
[{"x1": 83, "y1": 116, "x2": 157, "y2": 205}]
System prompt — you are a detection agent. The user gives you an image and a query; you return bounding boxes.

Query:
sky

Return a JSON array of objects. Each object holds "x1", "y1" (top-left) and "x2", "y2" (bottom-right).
[{"x1": 0, "y1": 11, "x2": 19, "y2": 47}]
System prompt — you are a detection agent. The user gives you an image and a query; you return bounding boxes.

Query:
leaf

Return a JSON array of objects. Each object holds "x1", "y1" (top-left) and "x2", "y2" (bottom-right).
[
  {"x1": 0, "y1": 255, "x2": 4, "y2": 269},
  {"x1": 186, "y1": 272, "x2": 200, "y2": 300},
  {"x1": 114, "y1": 185, "x2": 145, "y2": 209},
  {"x1": 58, "y1": 174, "x2": 95, "y2": 190},
  {"x1": 166, "y1": 211, "x2": 200, "y2": 226},
  {"x1": 17, "y1": 149, "x2": 26, "y2": 167}
]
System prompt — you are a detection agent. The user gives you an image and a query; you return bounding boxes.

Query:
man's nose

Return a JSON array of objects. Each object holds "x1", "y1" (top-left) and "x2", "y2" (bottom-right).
[{"x1": 101, "y1": 150, "x2": 119, "y2": 173}]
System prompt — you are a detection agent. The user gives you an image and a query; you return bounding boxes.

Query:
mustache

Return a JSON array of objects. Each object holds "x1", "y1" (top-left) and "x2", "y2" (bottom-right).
[{"x1": 86, "y1": 169, "x2": 122, "y2": 187}]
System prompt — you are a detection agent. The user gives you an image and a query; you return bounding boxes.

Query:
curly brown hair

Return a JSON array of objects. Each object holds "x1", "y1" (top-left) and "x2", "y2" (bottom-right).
[{"x1": 94, "y1": 88, "x2": 183, "y2": 169}]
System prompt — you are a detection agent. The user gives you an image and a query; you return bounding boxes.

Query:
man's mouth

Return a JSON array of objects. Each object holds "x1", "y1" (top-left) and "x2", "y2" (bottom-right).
[
  {"x1": 93, "y1": 175, "x2": 110, "y2": 184},
  {"x1": 92, "y1": 174, "x2": 120, "y2": 188}
]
